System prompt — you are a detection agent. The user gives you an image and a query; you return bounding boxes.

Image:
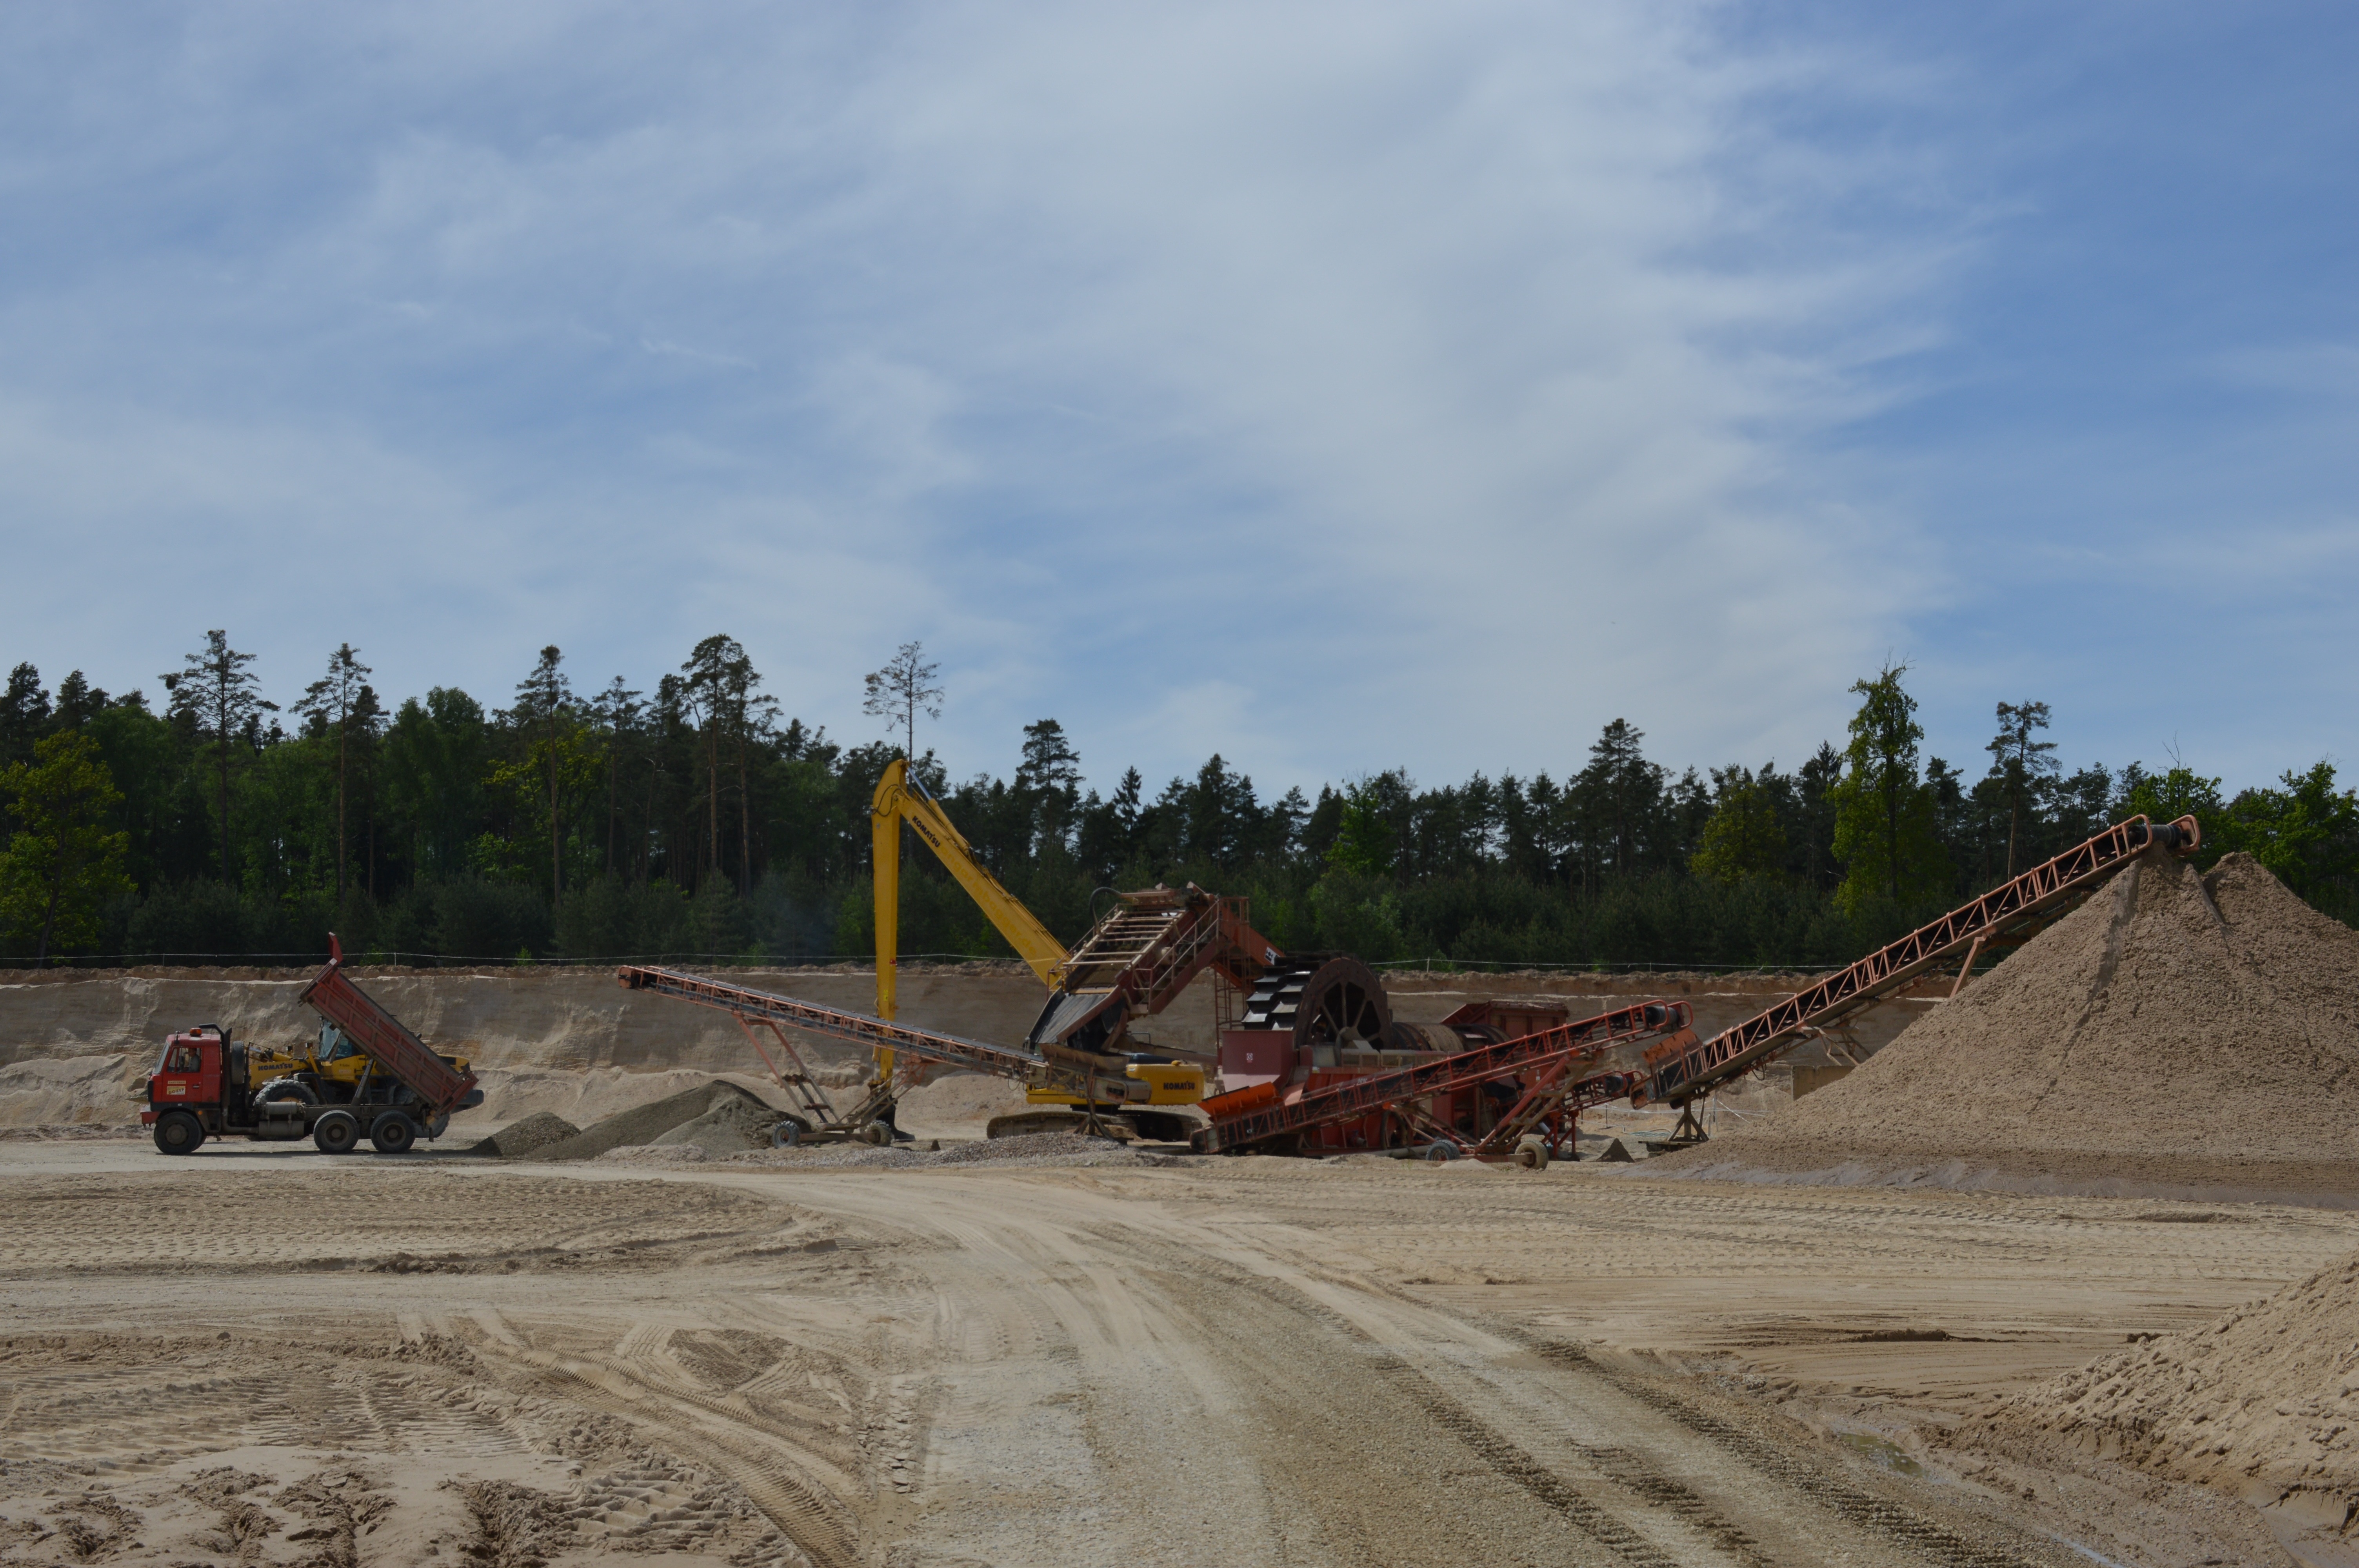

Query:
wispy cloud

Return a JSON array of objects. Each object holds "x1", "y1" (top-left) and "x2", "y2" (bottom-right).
[{"x1": 0, "y1": 1, "x2": 2345, "y2": 791}]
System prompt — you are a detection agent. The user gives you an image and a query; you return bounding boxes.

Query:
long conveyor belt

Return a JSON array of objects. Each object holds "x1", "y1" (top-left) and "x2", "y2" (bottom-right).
[
  {"x1": 617, "y1": 965, "x2": 1045, "y2": 1080},
  {"x1": 1634, "y1": 813, "x2": 2201, "y2": 1109}
]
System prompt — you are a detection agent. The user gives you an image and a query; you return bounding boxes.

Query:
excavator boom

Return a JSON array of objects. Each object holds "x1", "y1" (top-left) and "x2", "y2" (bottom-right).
[{"x1": 871, "y1": 758, "x2": 1066, "y2": 1022}]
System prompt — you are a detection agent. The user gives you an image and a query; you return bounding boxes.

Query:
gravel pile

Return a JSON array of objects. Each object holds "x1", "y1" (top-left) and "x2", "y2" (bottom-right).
[
  {"x1": 465, "y1": 1111, "x2": 580, "y2": 1158},
  {"x1": 526, "y1": 1080, "x2": 778, "y2": 1162}
]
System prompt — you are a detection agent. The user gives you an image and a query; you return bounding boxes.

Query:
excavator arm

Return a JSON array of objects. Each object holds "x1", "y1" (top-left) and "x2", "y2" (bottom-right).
[{"x1": 870, "y1": 757, "x2": 1067, "y2": 1022}]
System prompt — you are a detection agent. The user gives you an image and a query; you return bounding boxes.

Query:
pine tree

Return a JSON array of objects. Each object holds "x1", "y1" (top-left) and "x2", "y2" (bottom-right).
[
  {"x1": 162, "y1": 632, "x2": 275, "y2": 888},
  {"x1": 293, "y1": 643, "x2": 371, "y2": 902}
]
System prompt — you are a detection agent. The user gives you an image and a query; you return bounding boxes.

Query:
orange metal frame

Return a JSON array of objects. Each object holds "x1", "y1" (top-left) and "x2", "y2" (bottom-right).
[{"x1": 1636, "y1": 814, "x2": 2200, "y2": 1108}]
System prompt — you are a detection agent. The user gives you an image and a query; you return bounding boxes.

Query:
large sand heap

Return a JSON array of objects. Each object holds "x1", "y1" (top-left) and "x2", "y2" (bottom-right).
[
  {"x1": 1953, "y1": 1247, "x2": 2359, "y2": 1550},
  {"x1": 1657, "y1": 850, "x2": 2359, "y2": 1200}
]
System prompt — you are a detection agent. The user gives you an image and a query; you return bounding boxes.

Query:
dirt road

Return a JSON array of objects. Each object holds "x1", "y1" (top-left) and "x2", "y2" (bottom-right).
[{"x1": 4, "y1": 1142, "x2": 2346, "y2": 1566}]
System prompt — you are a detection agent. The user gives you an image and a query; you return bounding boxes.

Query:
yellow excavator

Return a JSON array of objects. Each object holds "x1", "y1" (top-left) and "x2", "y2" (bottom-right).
[{"x1": 869, "y1": 757, "x2": 1220, "y2": 1137}]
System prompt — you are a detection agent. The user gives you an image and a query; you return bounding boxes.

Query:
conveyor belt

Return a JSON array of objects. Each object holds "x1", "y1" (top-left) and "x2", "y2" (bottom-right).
[
  {"x1": 618, "y1": 965, "x2": 1043, "y2": 1079},
  {"x1": 1635, "y1": 813, "x2": 2201, "y2": 1108}
]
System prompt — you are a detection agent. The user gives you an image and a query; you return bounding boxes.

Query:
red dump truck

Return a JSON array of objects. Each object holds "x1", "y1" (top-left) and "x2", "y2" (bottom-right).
[{"x1": 142, "y1": 935, "x2": 483, "y2": 1156}]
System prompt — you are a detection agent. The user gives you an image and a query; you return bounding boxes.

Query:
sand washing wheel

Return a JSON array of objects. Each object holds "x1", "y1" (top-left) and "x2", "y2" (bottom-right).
[{"x1": 1240, "y1": 956, "x2": 1393, "y2": 1050}]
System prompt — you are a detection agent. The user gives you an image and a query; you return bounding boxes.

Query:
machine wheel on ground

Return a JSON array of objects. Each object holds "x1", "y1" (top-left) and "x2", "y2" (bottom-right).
[
  {"x1": 153, "y1": 1110, "x2": 205, "y2": 1156},
  {"x1": 369, "y1": 1112, "x2": 418, "y2": 1154},
  {"x1": 311, "y1": 1110, "x2": 361, "y2": 1154}
]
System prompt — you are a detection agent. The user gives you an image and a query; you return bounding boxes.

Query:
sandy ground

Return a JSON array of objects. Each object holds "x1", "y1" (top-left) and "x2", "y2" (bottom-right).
[{"x1": 5, "y1": 1138, "x2": 2349, "y2": 1567}]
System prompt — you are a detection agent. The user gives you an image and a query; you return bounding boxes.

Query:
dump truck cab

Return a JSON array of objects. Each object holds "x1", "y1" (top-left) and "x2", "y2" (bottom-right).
[{"x1": 148, "y1": 1027, "x2": 231, "y2": 1125}]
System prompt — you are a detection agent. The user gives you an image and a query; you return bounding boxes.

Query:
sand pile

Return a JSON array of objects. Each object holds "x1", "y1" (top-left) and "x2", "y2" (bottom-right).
[
  {"x1": 894, "y1": 1071, "x2": 1030, "y2": 1137},
  {"x1": 465, "y1": 1111, "x2": 579, "y2": 1158},
  {"x1": 1953, "y1": 1247, "x2": 2359, "y2": 1549},
  {"x1": 1654, "y1": 851, "x2": 2359, "y2": 1200},
  {"x1": 523, "y1": 1080, "x2": 783, "y2": 1162}
]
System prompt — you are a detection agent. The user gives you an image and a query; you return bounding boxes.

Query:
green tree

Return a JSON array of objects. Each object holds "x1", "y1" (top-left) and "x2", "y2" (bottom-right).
[
  {"x1": 1329, "y1": 771, "x2": 1411, "y2": 877},
  {"x1": 0, "y1": 733, "x2": 132, "y2": 963},
  {"x1": 292, "y1": 642, "x2": 372, "y2": 902},
  {"x1": 162, "y1": 631, "x2": 275, "y2": 887},
  {"x1": 1691, "y1": 766, "x2": 1786, "y2": 885},
  {"x1": 591, "y1": 677, "x2": 643, "y2": 878},
  {"x1": 1016, "y1": 718, "x2": 1083, "y2": 855},
  {"x1": 2216, "y1": 763, "x2": 2359, "y2": 900},
  {"x1": 861, "y1": 641, "x2": 943, "y2": 760},
  {"x1": 1829, "y1": 662, "x2": 1947, "y2": 914},
  {"x1": 1574, "y1": 719, "x2": 1661, "y2": 881},
  {"x1": 1984, "y1": 700, "x2": 2058, "y2": 878},
  {"x1": 510, "y1": 647, "x2": 574, "y2": 907}
]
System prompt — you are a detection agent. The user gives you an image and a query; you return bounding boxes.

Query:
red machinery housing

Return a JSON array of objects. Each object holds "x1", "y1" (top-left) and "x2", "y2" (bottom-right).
[{"x1": 1201, "y1": 955, "x2": 1684, "y2": 1155}]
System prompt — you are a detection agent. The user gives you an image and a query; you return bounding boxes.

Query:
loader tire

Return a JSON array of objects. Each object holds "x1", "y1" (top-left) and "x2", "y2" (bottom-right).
[
  {"x1": 153, "y1": 1110, "x2": 205, "y2": 1156},
  {"x1": 370, "y1": 1112, "x2": 418, "y2": 1154},
  {"x1": 312, "y1": 1110, "x2": 361, "y2": 1154}
]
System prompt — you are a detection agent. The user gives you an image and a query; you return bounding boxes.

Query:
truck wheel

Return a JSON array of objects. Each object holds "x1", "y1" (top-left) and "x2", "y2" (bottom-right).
[
  {"x1": 771, "y1": 1120, "x2": 805, "y2": 1148},
  {"x1": 312, "y1": 1111, "x2": 361, "y2": 1154},
  {"x1": 858, "y1": 1120, "x2": 893, "y2": 1147},
  {"x1": 153, "y1": 1110, "x2": 205, "y2": 1156},
  {"x1": 1514, "y1": 1135, "x2": 1550, "y2": 1171},
  {"x1": 370, "y1": 1112, "x2": 419, "y2": 1154}
]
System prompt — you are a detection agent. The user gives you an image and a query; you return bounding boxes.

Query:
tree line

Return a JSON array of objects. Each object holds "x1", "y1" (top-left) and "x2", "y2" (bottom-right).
[{"x1": 2, "y1": 637, "x2": 2352, "y2": 969}]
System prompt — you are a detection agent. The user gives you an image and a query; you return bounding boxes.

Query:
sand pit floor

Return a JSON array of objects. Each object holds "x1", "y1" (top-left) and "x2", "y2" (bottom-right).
[{"x1": 7, "y1": 1143, "x2": 2355, "y2": 1568}]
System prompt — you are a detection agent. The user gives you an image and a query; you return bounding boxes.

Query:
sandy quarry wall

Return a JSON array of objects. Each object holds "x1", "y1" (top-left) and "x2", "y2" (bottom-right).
[{"x1": 0, "y1": 960, "x2": 1933, "y2": 1130}]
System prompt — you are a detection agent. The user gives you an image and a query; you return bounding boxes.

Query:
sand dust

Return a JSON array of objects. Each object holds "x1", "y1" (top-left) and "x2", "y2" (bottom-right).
[{"x1": 1655, "y1": 851, "x2": 2359, "y2": 1202}]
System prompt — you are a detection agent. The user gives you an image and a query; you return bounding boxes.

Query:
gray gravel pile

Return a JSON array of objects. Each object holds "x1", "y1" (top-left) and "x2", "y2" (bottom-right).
[
  {"x1": 465, "y1": 1111, "x2": 580, "y2": 1158},
  {"x1": 527, "y1": 1080, "x2": 777, "y2": 1162}
]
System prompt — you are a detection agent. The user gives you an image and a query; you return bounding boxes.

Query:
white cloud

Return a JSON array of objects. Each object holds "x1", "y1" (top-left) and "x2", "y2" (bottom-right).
[{"x1": 0, "y1": 0, "x2": 1970, "y2": 789}]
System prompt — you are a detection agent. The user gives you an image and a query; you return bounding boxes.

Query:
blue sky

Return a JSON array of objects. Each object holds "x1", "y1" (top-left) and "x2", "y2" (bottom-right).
[{"x1": 2, "y1": 2, "x2": 2351, "y2": 800}]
